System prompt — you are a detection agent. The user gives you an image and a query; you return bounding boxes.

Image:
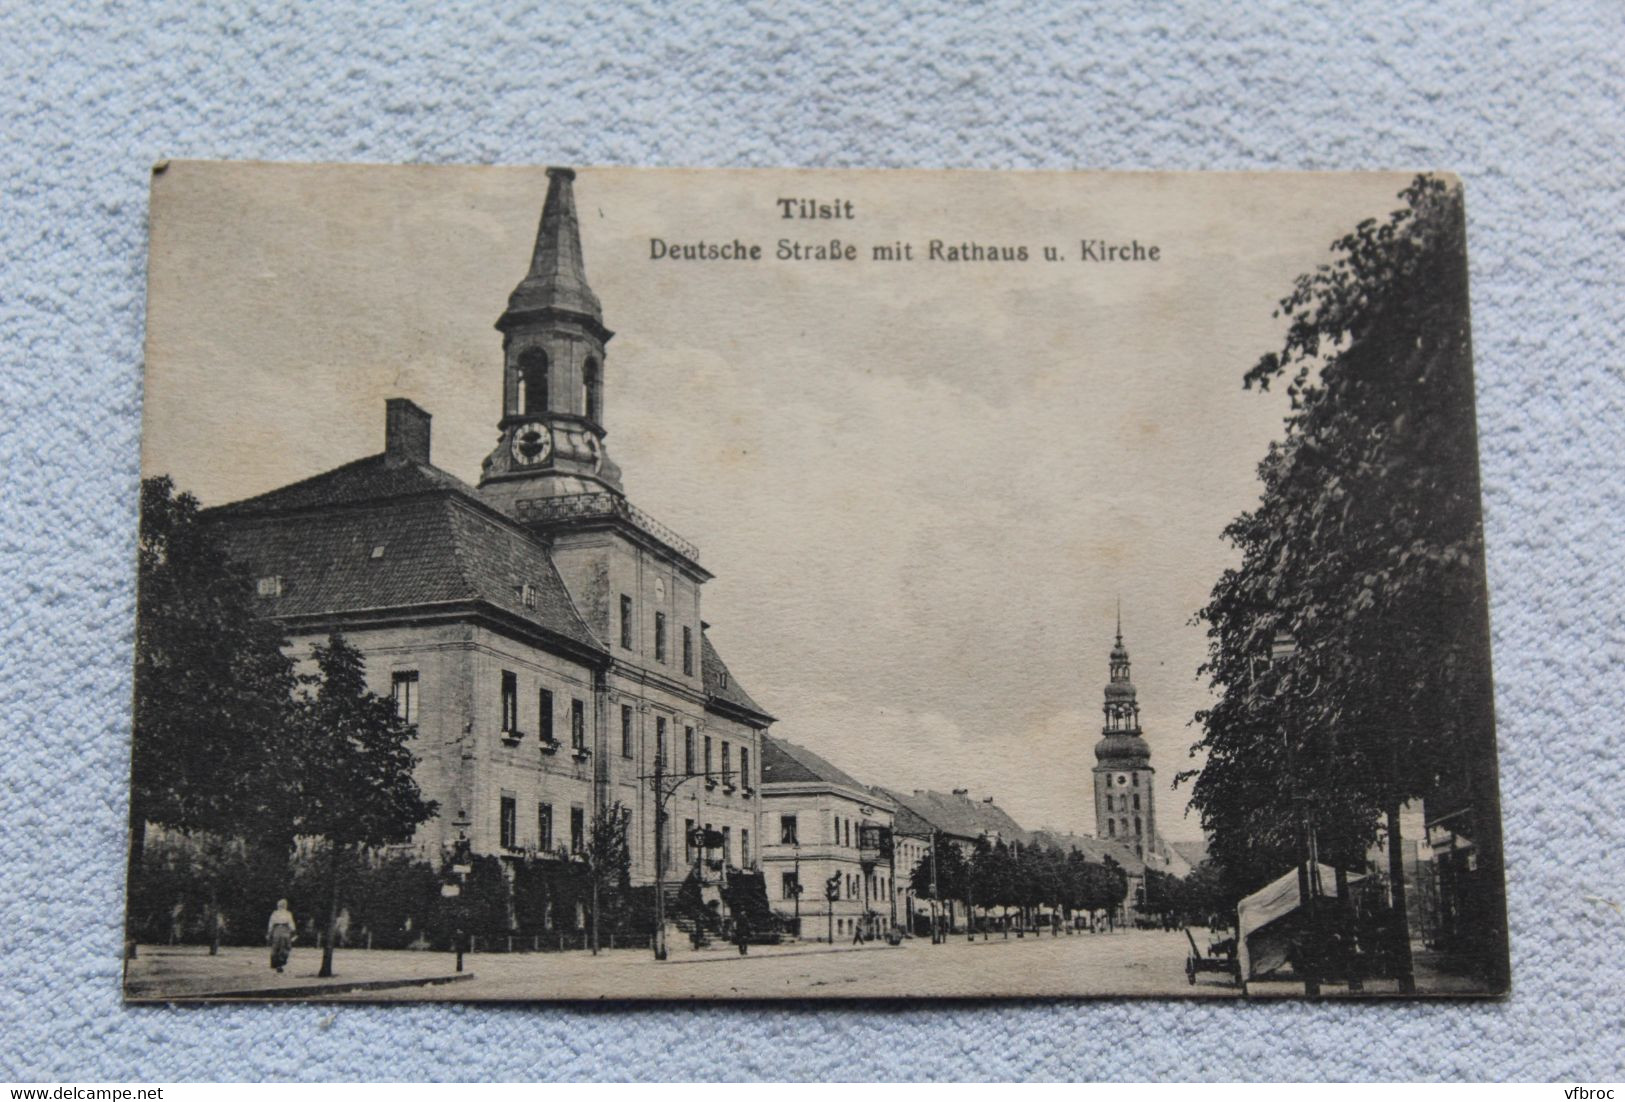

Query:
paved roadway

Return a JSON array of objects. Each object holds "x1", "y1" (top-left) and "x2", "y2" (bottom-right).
[{"x1": 342, "y1": 928, "x2": 1239, "y2": 1001}]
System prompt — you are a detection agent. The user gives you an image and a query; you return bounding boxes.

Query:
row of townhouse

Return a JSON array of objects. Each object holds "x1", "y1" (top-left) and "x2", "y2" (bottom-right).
[{"x1": 757, "y1": 735, "x2": 1153, "y2": 941}]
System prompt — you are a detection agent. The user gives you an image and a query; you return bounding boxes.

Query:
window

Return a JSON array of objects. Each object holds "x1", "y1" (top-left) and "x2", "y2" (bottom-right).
[
  {"x1": 656, "y1": 717, "x2": 668, "y2": 768},
  {"x1": 846, "y1": 820, "x2": 853, "y2": 848},
  {"x1": 780, "y1": 814, "x2": 798, "y2": 845},
  {"x1": 721, "y1": 741, "x2": 732, "y2": 786},
  {"x1": 519, "y1": 348, "x2": 549, "y2": 414},
  {"x1": 741, "y1": 828, "x2": 750, "y2": 866},
  {"x1": 538, "y1": 803, "x2": 553, "y2": 851},
  {"x1": 571, "y1": 698, "x2": 586, "y2": 750},
  {"x1": 684, "y1": 818, "x2": 696, "y2": 863},
  {"x1": 520, "y1": 583, "x2": 537, "y2": 610},
  {"x1": 782, "y1": 871, "x2": 799, "y2": 900},
  {"x1": 703, "y1": 735, "x2": 713, "y2": 779},
  {"x1": 501, "y1": 671, "x2": 518, "y2": 732},
  {"x1": 722, "y1": 826, "x2": 732, "y2": 864},
  {"x1": 684, "y1": 726, "x2": 695, "y2": 774},
  {"x1": 833, "y1": 815, "x2": 841, "y2": 845},
  {"x1": 1133, "y1": 773, "x2": 1139, "y2": 787},
  {"x1": 620, "y1": 705, "x2": 633, "y2": 758},
  {"x1": 583, "y1": 357, "x2": 602, "y2": 423},
  {"x1": 1134, "y1": 817, "x2": 1142, "y2": 836},
  {"x1": 655, "y1": 612, "x2": 667, "y2": 663},
  {"x1": 538, "y1": 688, "x2": 554, "y2": 743},
  {"x1": 1105, "y1": 774, "x2": 1113, "y2": 788},
  {"x1": 499, "y1": 796, "x2": 517, "y2": 850},
  {"x1": 570, "y1": 807, "x2": 585, "y2": 853},
  {"x1": 739, "y1": 747, "x2": 750, "y2": 790},
  {"x1": 682, "y1": 626, "x2": 693, "y2": 675},
  {"x1": 1107, "y1": 820, "x2": 1115, "y2": 837},
  {"x1": 256, "y1": 575, "x2": 282, "y2": 598},
  {"x1": 620, "y1": 594, "x2": 633, "y2": 649},
  {"x1": 1132, "y1": 794, "x2": 1140, "y2": 811},
  {"x1": 391, "y1": 671, "x2": 418, "y2": 724}
]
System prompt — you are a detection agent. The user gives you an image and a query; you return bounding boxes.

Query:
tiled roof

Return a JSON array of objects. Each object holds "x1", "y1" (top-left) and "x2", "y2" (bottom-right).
[
  {"x1": 1027, "y1": 829, "x2": 1145, "y2": 876},
  {"x1": 209, "y1": 453, "x2": 480, "y2": 518},
  {"x1": 885, "y1": 789, "x2": 1030, "y2": 846},
  {"x1": 873, "y1": 788, "x2": 935, "y2": 838},
  {"x1": 701, "y1": 633, "x2": 773, "y2": 722},
  {"x1": 1169, "y1": 840, "x2": 1210, "y2": 869},
  {"x1": 761, "y1": 735, "x2": 879, "y2": 801},
  {"x1": 207, "y1": 455, "x2": 603, "y2": 655}
]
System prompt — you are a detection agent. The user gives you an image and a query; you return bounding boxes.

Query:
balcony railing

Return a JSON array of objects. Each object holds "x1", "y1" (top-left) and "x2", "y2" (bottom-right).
[{"x1": 516, "y1": 493, "x2": 701, "y2": 564}]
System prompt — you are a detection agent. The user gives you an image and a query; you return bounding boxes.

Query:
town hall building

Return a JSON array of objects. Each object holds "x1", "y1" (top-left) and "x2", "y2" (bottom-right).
[{"x1": 208, "y1": 168, "x2": 775, "y2": 891}]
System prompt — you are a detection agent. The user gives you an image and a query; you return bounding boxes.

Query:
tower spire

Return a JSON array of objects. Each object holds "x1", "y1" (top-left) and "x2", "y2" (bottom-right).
[
  {"x1": 1115, "y1": 596, "x2": 1122, "y2": 643},
  {"x1": 480, "y1": 168, "x2": 623, "y2": 507},
  {"x1": 500, "y1": 167, "x2": 605, "y2": 332}
]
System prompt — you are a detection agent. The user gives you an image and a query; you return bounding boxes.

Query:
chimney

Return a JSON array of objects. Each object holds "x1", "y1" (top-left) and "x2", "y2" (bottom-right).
[{"x1": 385, "y1": 398, "x2": 432, "y2": 465}]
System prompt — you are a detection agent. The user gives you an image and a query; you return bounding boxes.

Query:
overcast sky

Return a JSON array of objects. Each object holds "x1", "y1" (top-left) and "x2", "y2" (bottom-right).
[{"x1": 143, "y1": 164, "x2": 1418, "y2": 843}]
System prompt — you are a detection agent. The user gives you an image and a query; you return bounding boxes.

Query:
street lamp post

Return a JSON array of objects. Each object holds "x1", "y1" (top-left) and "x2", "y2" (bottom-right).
[
  {"x1": 1271, "y1": 631, "x2": 1322, "y2": 997},
  {"x1": 643, "y1": 745, "x2": 733, "y2": 960}
]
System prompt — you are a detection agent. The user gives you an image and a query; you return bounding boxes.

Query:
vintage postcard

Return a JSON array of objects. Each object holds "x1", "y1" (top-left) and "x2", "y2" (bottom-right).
[{"x1": 125, "y1": 163, "x2": 1507, "y2": 1001}]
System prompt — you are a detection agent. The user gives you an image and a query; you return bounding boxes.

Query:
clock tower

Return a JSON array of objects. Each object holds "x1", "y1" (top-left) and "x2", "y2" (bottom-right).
[
  {"x1": 1092, "y1": 606, "x2": 1156, "y2": 861},
  {"x1": 479, "y1": 166, "x2": 624, "y2": 512}
]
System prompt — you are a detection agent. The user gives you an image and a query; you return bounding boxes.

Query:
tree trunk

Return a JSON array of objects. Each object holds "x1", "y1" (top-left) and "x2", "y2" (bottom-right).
[
  {"x1": 319, "y1": 838, "x2": 342, "y2": 978},
  {"x1": 1386, "y1": 800, "x2": 1416, "y2": 994}
]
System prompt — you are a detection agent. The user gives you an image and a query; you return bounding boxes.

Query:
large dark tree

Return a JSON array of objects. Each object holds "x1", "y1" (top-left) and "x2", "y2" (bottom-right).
[
  {"x1": 1182, "y1": 176, "x2": 1502, "y2": 987},
  {"x1": 129, "y1": 476, "x2": 297, "y2": 954},
  {"x1": 290, "y1": 633, "x2": 438, "y2": 976}
]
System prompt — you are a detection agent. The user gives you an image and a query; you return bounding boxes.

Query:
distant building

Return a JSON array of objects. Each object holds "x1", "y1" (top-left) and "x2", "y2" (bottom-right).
[
  {"x1": 759, "y1": 736, "x2": 894, "y2": 942},
  {"x1": 207, "y1": 168, "x2": 773, "y2": 894},
  {"x1": 879, "y1": 787, "x2": 1029, "y2": 933}
]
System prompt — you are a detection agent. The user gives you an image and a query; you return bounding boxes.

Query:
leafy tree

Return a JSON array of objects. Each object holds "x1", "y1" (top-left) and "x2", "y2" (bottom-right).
[
  {"x1": 1182, "y1": 177, "x2": 1500, "y2": 987},
  {"x1": 584, "y1": 801, "x2": 633, "y2": 953},
  {"x1": 129, "y1": 476, "x2": 297, "y2": 955},
  {"x1": 288, "y1": 633, "x2": 438, "y2": 976}
]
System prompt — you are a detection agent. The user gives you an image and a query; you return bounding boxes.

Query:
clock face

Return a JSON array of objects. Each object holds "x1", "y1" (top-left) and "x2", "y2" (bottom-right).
[
  {"x1": 1116, "y1": 774, "x2": 1128, "y2": 787},
  {"x1": 510, "y1": 422, "x2": 552, "y2": 465}
]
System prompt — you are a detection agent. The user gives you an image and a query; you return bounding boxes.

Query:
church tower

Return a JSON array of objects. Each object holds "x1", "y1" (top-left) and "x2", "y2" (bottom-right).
[
  {"x1": 1093, "y1": 606, "x2": 1155, "y2": 860},
  {"x1": 479, "y1": 166, "x2": 625, "y2": 513}
]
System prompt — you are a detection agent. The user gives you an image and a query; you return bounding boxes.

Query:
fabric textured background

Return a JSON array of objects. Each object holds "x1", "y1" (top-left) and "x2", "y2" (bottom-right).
[{"x1": 1, "y1": 0, "x2": 1620, "y2": 1082}]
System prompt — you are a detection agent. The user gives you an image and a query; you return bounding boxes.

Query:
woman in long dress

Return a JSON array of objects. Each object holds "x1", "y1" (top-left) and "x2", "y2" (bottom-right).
[{"x1": 267, "y1": 898, "x2": 295, "y2": 973}]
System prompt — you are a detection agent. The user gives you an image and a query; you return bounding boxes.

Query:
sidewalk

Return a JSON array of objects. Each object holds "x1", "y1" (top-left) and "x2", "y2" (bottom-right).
[{"x1": 123, "y1": 944, "x2": 474, "y2": 1001}]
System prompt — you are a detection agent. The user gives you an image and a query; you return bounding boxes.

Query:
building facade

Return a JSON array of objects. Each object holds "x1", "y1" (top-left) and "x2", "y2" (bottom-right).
[
  {"x1": 209, "y1": 168, "x2": 773, "y2": 891},
  {"x1": 759, "y1": 737, "x2": 894, "y2": 942}
]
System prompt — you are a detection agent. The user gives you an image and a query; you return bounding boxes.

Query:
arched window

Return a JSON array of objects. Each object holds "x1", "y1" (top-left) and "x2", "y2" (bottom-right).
[
  {"x1": 1134, "y1": 817, "x2": 1142, "y2": 836},
  {"x1": 583, "y1": 357, "x2": 602, "y2": 423},
  {"x1": 520, "y1": 349, "x2": 549, "y2": 415},
  {"x1": 1132, "y1": 794, "x2": 1140, "y2": 811},
  {"x1": 1107, "y1": 819, "x2": 1115, "y2": 837}
]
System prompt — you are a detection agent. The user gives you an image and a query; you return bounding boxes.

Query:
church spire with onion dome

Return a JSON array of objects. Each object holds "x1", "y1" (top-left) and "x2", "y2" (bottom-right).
[{"x1": 1092, "y1": 604, "x2": 1156, "y2": 860}]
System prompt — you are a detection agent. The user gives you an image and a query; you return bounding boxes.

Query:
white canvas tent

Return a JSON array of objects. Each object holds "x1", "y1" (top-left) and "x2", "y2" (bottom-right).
[{"x1": 1236, "y1": 863, "x2": 1362, "y2": 981}]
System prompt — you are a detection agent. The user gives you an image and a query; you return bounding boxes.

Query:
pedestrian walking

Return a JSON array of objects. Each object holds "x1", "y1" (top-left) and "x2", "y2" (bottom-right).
[
  {"x1": 267, "y1": 898, "x2": 296, "y2": 973},
  {"x1": 734, "y1": 911, "x2": 750, "y2": 956}
]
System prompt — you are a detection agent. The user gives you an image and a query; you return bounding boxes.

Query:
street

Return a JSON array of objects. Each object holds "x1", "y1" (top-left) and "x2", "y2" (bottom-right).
[{"x1": 329, "y1": 928, "x2": 1235, "y2": 1001}]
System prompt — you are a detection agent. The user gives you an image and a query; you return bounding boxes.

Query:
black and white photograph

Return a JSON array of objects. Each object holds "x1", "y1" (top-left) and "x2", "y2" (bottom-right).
[{"x1": 123, "y1": 163, "x2": 1508, "y2": 1002}]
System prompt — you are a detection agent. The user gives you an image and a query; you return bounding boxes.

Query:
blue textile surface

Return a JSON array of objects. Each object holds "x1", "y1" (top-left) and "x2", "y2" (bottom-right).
[{"x1": 1, "y1": 0, "x2": 1621, "y2": 1082}]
